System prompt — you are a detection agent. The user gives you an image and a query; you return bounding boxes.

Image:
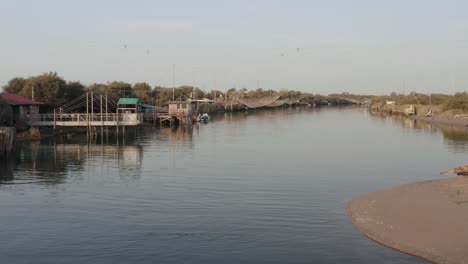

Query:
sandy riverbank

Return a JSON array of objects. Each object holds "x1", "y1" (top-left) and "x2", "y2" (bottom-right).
[
  {"x1": 413, "y1": 116, "x2": 468, "y2": 130},
  {"x1": 375, "y1": 104, "x2": 468, "y2": 129},
  {"x1": 348, "y1": 177, "x2": 468, "y2": 264}
]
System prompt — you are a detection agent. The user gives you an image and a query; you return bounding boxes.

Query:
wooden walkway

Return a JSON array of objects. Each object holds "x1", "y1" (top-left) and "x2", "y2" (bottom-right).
[
  {"x1": 30, "y1": 113, "x2": 143, "y2": 127},
  {"x1": 143, "y1": 111, "x2": 193, "y2": 126}
]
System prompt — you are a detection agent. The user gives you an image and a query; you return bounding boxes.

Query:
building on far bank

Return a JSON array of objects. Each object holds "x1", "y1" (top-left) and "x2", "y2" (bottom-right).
[
  {"x1": 0, "y1": 92, "x2": 45, "y2": 126},
  {"x1": 168, "y1": 101, "x2": 193, "y2": 116},
  {"x1": 117, "y1": 98, "x2": 141, "y2": 114}
]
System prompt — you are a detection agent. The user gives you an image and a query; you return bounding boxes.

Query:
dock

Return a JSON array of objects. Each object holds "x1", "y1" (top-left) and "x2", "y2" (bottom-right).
[
  {"x1": 31, "y1": 113, "x2": 143, "y2": 127},
  {"x1": 25, "y1": 93, "x2": 194, "y2": 129}
]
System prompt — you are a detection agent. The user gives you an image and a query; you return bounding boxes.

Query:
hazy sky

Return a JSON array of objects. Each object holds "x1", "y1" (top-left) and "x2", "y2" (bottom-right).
[{"x1": 1, "y1": 0, "x2": 467, "y2": 94}]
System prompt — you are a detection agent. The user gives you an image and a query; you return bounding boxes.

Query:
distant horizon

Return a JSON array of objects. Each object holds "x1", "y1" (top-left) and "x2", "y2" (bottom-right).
[{"x1": 1, "y1": 0, "x2": 467, "y2": 94}]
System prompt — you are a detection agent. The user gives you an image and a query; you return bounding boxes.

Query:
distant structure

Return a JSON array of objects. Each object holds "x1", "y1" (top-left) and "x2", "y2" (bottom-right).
[
  {"x1": 117, "y1": 98, "x2": 141, "y2": 114},
  {"x1": 168, "y1": 101, "x2": 193, "y2": 116},
  {"x1": 0, "y1": 92, "x2": 45, "y2": 125}
]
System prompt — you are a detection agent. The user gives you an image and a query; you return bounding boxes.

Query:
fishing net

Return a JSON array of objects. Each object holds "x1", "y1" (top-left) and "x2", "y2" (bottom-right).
[
  {"x1": 238, "y1": 95, "x2": 281, "y2": 109},
  {"x1": 265, "y1": 99, "x2": 291, "y2": 107}
]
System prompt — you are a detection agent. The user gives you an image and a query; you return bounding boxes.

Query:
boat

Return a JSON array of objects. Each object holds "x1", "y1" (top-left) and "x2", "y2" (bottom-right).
[
  {"x1": 198, "y1": 113, "x2": 210, "y2": 123},
  {"x1": 405, "y1": 105, "x2": 415, "y2": 116}
]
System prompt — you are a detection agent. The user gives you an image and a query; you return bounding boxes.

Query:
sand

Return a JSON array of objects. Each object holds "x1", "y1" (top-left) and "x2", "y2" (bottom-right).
[
  {"x1": 413, "y1": 116, "x2": 468, "y2": 130},
  {"x1": 348, "y1": 177, "x2": 468, "y2": 264}
]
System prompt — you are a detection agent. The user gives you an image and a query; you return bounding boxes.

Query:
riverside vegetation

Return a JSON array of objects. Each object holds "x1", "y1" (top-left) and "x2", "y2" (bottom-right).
[{"x1": 1, "y1": 72, "x2": 467, "y2": 118}]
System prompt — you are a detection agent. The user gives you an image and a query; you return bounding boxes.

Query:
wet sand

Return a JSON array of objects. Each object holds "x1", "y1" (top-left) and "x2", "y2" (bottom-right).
[
  {"x1": 348, "y1": 177, "x2": 468, "y2": 264},
  {"x1": 413, "y1": 116, "x2": 468, "y2": 129}
]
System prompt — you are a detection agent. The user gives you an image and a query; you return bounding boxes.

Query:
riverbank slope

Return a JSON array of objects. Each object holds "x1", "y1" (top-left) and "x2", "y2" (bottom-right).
[
  {"x1": 413, "y1": 116, "x2": 468, "y2": 129},
  {"x1": 348, "y1": 177, "x2": 468, "y2": 264}
]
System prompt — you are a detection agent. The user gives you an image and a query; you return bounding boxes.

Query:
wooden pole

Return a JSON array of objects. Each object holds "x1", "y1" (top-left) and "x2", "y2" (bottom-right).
[
  {"x1": 105, "y1": 94, "x2": 108, "y2": 122},
  {"x1": 53, "y1": 108, "x2": 56, "y2": 130},
  {"x1": 0, "y1": 127, "x2": 15, "y2": 158},
  {"x1": 91, "y1": 92, "x2": 94, "y2": 135},
  {"x1": 116, "y1": 107, "x2": 119, "y2": 137},
  {"x1": 100, "y1": 95, "x2": 103, "y2": 129},
  {"x1": 86, "y1": 92, "x2": 89, "y2": 131},
  {"x1": 91, "y1": 92, "x2": 94, "y2": 122}
]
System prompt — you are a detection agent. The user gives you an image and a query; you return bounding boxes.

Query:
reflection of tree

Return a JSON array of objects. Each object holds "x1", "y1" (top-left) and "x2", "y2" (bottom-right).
[
  {"x1": 152, "y1": 125, "x2": 194, "y2": 146},
  {"x1": 8, "y1": 130, "x2": 145, "y2": 185},
  {"x1": 436, "y1": 126, "x2": 468, "y2": 152},
  {"x1": 14, "y1": 141, "x2": 73, "y2": 184},
  {"x1": 218, "y1": 107, "x2": 302, "y2": 124},
  {"x1": 0, "y1": 157, "x2": 15, "y2": 182},
  {"x1": 369, "y1": 111, "x2": 468, "y2": 152}
]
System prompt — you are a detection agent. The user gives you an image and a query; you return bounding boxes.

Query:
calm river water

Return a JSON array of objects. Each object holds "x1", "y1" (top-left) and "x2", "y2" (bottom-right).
[{"x1": 1, "y1": 108, "x2": 467, "y2": 264}]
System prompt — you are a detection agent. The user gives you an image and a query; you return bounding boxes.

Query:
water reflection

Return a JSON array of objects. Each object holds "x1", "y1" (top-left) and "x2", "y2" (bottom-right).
[
  {"x1": 432, "y1": 125, "x2": 468, "y2": 153},
  {"x1": 369, "y1": 112, "x2": 468, "y2": 153},
  {"x1": 156, "y1": 125, "x2": 194, "y2": 145},
  {"x1": 0, "y1": 157, "x2": 15, "y2": 182},
  {"x1": 1, "y1": 125, "x2": 198, "y2": 184},
  {"x1": 0, "y1": 108, "x2": 465, "y2": 264},
  {"x1": 3, "y1": 110, "x2": 467, "y2": 185}
]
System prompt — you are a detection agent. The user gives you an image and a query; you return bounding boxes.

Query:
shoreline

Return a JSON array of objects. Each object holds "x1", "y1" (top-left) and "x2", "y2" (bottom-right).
[
  {"x1": 412, "y1": 116, "x2": 468, "y2": 130},
  {"x1": 348, "y1": 177, "x2": 468, "y2": 264}
]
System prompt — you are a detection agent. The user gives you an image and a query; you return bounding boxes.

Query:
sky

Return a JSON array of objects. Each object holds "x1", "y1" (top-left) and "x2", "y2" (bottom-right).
[{"x1": 1, "y1": 0, "x2": 467, "y2": 94}]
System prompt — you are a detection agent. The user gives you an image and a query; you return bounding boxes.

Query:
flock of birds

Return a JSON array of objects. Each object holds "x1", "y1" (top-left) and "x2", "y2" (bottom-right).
[
  {"x1": 121, "y1": 43, "x2": 150, "y2": 55},
  {"x1": 121, "y1": 43, "x2": 311, "y2": 57}
]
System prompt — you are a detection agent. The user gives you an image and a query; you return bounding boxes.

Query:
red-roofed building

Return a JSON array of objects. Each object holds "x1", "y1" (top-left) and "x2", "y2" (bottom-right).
[{"x1": 0, "y1": 93, "x2": 45, "y2": 125}]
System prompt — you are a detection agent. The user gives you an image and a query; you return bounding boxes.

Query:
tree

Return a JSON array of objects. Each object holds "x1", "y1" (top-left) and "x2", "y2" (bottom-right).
[
  {"x1": 65, "y1": 81, "x2": 85, "y2": 101},
  {"x1": 133, "y1": 82, "x2": 153, "y2": 104},
  {"x1": 3, "y1": 77, "x2": 26, "y2": 94},
  {"x1": 87, "y1": 82, "x2": 132, "y2": 99},
  {"x1": 87, "y1": 83, "x2": 109, "y2": 94},
  {"x1": 108, "y1": 81, "x2": 132, "y2": 98},
  {"x1": 226, "y1": 88, "x2": 237, "y2": 100},
  {"x1": 20, "y1": 72, "x2": 68, "y2": 107}
]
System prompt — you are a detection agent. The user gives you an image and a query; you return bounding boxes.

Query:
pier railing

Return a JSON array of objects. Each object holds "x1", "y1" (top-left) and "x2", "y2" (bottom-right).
[{"x1": 30, "y1": 113, "x2": 142, "y2": 127}]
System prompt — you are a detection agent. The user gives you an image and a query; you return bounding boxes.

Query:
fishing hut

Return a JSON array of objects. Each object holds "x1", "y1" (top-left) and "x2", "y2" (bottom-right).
[
  {"x1": 168, "y1": 101, "x2": 193, "y2": 116},
  {"x1": 0, "y1": 92, "x2": 45, "y2": 127},
  {"x1": 117, "y1": 98, "x2": 141, "y2": 114},
  {"x1": 144, "y1": 100, "x2": 194, "y2": 127},
  {"x1": 165, "y1": 100, "x2": 193, "y2": 126}
]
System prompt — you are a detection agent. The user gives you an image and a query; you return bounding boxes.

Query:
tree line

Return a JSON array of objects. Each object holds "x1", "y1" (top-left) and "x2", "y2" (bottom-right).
[
  {"x1": 1, "y1": 72, "x2": 306, "y2": 109},
  {"x1": 3, "y1": 72, "x2": 465, "y2": 113},
  {"x1": 1, "y1": 72, "x2": 210, "y2": 108}
]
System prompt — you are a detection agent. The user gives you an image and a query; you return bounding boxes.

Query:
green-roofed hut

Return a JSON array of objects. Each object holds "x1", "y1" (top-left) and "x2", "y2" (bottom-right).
[{"x1": 117, "y1": 98, "x2": 141, "y2": 114}]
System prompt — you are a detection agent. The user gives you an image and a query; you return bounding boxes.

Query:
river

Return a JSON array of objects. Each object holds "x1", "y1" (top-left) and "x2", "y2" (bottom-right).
[{"x1": 1, "y1": 107, "x2": 467, "y2": 264}]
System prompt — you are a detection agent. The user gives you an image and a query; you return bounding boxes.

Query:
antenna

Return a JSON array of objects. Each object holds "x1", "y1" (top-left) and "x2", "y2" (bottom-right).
[
  {"x1": 172, "y1": 64, "x2": 175, "y2": 101},
  {"x1": 451, "y1": 72, "x2": 455, "y2": 91},
  {"x1": 403, "y1": 80, "x2": 406, "y2": 95}
]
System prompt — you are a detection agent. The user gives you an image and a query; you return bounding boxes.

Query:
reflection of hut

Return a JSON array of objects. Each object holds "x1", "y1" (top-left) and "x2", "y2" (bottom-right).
[
  {"x1": 117, "y1": 98, "x2": 140, "y2": 113},
  {"x1": 168, "y1": 101, "x2": 193, "y2": 116},
  {"x1": 0, "y1": 93, "x2": 45, "y2": 125}
]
